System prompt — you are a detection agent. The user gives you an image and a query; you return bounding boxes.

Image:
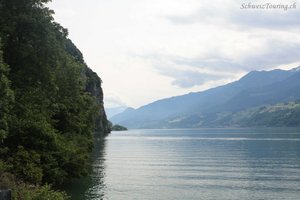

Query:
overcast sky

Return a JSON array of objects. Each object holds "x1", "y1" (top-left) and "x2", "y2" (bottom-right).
[{"x1": 49, "y1": 0, "x2": 300, "y2": 109}]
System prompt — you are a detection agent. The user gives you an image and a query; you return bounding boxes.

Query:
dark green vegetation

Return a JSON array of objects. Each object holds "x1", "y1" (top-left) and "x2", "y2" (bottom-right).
[
  {"x1": 111, "y1": 67, "x2": 300, "y2": 128},
  {"x1": 235, "y1": 101, "x2": 300, "y2": 127},
  {"x1": 0, "y1": 0, "x2": 110, "y2": 199},
  {"x1": 111, "y1": 124, "x2": 128, "y2": 131}
]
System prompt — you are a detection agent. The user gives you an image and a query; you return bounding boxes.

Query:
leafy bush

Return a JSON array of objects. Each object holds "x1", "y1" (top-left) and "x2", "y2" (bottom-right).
[{"x1": 12, "y1": 184, "x2": 69, "y2": 200}]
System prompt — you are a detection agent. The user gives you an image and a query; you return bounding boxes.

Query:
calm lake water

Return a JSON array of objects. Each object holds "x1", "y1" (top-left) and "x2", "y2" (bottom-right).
[{"x1": 67, "y1": 128, "x2": 300, "y2": 200}]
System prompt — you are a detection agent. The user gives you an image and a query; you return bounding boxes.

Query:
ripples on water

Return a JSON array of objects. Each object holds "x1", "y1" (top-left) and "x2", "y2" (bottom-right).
[{"x1": 68, "y1": 128, "x2": 300, "y2": 200}]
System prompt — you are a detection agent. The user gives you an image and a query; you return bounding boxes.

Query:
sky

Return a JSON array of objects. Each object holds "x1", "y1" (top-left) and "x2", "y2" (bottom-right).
[{"x1": 48, "y1": 0, "x2": 300, "y2": 109}]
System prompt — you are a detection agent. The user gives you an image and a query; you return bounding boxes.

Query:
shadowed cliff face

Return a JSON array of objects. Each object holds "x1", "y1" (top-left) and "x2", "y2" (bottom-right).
[
  {"x1": 85, "y1": 67, "x2": 111, "y2": 135},
  {"x1": 66, "y1": 39, "x2": 111, "y2": 135},
  {"x1": 0, "y1": 1, "x2": 111, "y2": 192}
]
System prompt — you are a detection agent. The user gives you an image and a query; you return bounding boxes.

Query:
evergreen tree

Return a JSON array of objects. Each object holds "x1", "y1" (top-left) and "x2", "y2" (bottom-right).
[
  {"x1": 0, "y1": 39, "x2": 14, "y2": 144},
  {"x1": 0, "y1": 0, "x2": 110, "y2": 189}
]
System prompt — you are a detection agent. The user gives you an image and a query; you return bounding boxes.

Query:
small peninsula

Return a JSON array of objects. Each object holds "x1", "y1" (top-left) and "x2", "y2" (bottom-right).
[{"x1": 111, "y1": 124, "x2": 128, "y2": 131}]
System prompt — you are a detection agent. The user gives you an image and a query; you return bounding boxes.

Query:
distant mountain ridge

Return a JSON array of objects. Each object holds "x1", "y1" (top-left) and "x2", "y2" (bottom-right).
[
  {"x1": 111, "y1": 66, "x2": 300, "y2": 128},
  {"x1": 106, "y1": 106, "x2": 128, "y2": 119}
]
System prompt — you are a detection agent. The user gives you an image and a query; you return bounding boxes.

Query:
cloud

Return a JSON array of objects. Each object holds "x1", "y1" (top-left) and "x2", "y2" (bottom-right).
[
  {"x1": 144, "y1": 54, "x2": 237, "y2": 88},
  {"x1": 172, "y1": 57, "x2": 245, "y2": 72},
  {"x1": 104, "y1": 93, "x2": 127, "y2": 108},
  {"x1": 165, "y1": 0, "x2": 300, "y2": 30},
  {"x1": 141, "y1": 34, "x2": 300, "y2": 89},
  {"x1": 160, "y1": 0, "x2": 300, "y2": 81},
  {"x1": 172, "y1": 39, "x2": 300, "y2": 71},
  {"x1": 233, "y1": 9, "x2": 300, "y2": 30},
  {"x1": 242, "y1": 39, "x2": 300, "y2": 68},
  {"x1": 170, "y1": 70, "x2": 226, "y2": 88},
  {"x1": 50, "y1": 0, "x2": 300, "y2": 107}
]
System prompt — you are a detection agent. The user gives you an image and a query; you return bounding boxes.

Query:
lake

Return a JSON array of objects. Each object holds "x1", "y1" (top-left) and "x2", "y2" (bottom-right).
[{"x1": 67, "y1": 128, "x2": 300, "y2": 200}]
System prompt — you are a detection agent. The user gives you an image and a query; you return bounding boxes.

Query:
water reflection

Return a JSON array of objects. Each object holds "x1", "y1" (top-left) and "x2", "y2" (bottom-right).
[
  {"x1": 85, "y1": 133, "x2": 107, "y2": 199},
  {"x1": 65, "y1": 133, "x2": 107, "y2": 200},
  {"x1": 67, "y1": 128, "x2": 300, "y2": 200}
]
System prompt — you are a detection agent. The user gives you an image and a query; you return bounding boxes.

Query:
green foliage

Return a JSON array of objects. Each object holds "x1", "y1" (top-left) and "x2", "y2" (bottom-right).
[
  {"x1": 199, "y1": 101, "x2": 300, "y2": 127},
  {"x1": 1, "y1": 166, "x2": 69, "y2": 200},
  {"x1": 13, "y1": 184, "x2": 69, "y2": 200},
  {"x1": 238, "y1": 101, "x2": 300, "y2": 127},
  {"x1": 112, "y1": 124, "x2": 128, "y2": 131},
  {"x1": 0, "y1": 0, "x2": 110, "y2": 192},
  {"x1": 161, "y1": 101, "x2": 300, "y2": 128},
  {"x1": 0, "y1": 40, "x2": 14, "y2": 142},
  {"x1": 8, "y1": 146, "x2": 43, "y2": 184}
]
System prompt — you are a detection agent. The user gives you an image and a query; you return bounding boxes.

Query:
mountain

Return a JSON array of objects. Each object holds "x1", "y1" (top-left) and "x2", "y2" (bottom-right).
[
  {"x1": 111, "y1": 67, "x2": 300, "y2": 128},
  {"x1": 67, "y1": 39, "x2": 111, "y2": 134},
  {"x1": 106, "y1": 106, "x2": 128, "y2": 119},
  {"x1": 234, "y1": 101, "x2": 300, "y2": 127}
]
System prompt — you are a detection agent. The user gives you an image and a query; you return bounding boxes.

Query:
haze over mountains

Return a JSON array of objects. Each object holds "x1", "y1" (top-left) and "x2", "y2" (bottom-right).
[
  {"x1": 111, "y1": 66, "x2": 300, "y2": 128},
  {"x1": 106, "y1": 106, "x2": 127, "y2": 119}
]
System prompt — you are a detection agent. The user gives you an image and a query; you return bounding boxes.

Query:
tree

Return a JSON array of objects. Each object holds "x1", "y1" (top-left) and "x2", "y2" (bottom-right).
[
  {"x1": 0, "y1": 0, "x2": 110, "y2": 188},
  {"x1": 0, "y1": 39, "x2": 14, "y2": 144}
]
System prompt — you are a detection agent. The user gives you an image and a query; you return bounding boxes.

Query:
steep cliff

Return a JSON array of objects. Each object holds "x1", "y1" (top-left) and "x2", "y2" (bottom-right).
[
  {"x1": 0, "y1": 1, "x2": 111, "y2": 197},
  {"x1": 85, "y1": 67, "x2": 111, "y2": 135},
  {"x1": 66, "y1": 39, "x2": 111, "y2": 135}
]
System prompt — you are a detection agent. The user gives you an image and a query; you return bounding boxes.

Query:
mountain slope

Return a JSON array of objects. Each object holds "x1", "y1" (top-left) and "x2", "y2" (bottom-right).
[
  {"x1": 106, "y1": 106, "x2": 128, "y2": 119},
  {"x1": 111, "y1": 67, "x2": 300, "y2": 128}
]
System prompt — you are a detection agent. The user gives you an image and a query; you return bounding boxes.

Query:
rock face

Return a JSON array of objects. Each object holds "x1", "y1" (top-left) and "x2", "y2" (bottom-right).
[
  {"x1": 0, "y1": 190, "x2": 11, "y2": 200},
  {"x1": 65, "y1": 39, "x2": 111, "y2": 135},
  {"x1": 85, "y1": 67, "x2": 111, "y2": 135}
]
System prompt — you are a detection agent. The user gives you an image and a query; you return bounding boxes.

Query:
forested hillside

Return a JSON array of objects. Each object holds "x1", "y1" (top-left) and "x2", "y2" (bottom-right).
[
  {"x1": 235, "y1": 101, "x2": 300, "y2": 127},
  {"x1": 0, "y1": 0, "x2": 110, "y2": 198},
  {"x1": 111, "y1": 67, "x2": 300, "y2": 128}
]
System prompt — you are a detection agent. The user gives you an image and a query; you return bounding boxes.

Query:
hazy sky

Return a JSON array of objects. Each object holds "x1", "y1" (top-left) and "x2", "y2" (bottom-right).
[{"x1": 49, "y1": 0, "x2": 300, "y2": 108}]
